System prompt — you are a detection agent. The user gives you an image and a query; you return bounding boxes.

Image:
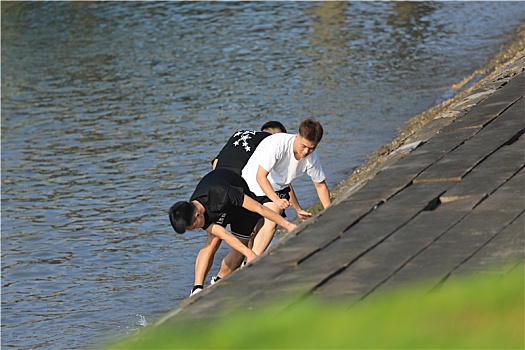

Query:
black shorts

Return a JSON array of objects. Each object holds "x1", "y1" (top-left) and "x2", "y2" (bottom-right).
[
  {"x1": 229, "y1": 206, "x2": 262, "y2": 239},
  {"x1": 254, "y1": 186, "x2": 291, "y2": 218}
]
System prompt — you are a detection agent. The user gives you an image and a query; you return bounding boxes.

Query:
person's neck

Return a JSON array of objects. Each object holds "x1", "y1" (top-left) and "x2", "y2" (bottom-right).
[{"x1": 192, "y1": 200, "x2": 205, "y2": 215}]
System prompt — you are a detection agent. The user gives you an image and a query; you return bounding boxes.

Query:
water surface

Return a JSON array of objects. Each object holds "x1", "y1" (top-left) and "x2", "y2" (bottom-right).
[{"x1": 2, "y1": 2, "x2": 524, "y2": 348}]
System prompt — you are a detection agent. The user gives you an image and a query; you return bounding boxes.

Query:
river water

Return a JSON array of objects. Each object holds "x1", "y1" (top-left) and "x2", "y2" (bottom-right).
[{"x1": 2, "y1": 1, "x2": 524, "y2": 348}]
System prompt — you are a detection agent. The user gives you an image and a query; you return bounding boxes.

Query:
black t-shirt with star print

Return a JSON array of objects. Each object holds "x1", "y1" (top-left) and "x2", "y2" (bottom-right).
[{"x1": 213, "y1": 130, "x2": 271, "y2": 175}]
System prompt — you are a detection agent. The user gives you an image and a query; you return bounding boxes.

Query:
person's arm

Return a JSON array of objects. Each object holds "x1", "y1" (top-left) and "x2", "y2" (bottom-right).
[
  {"x1": 206, "y1": 224, "x2": 258, "y2": 263},
  {"x1": 255, "y1": 165, "x2": 290, "y2": 210},
  {"x1": 242, "y1": 195, "x2": 297, "y2": 233},
  {"x1": 212, "y1": 158, "x2": 218, "y2": 170},
  {"x1": 289, "y1": 185, "x2": 312, "y2": 221},
  {"x1": 313, "y1": 180, "x2": 331, "y2": 209}
]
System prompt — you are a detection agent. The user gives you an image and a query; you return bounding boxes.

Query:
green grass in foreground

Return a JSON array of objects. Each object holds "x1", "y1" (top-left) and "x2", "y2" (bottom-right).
[{"x1": 108, "y1": 265, "x2": 524, "y2": 349}]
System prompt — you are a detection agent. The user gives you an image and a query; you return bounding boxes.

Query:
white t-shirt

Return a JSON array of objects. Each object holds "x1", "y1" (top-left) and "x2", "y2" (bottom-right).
[{"x1": 241, "y1": 133, "x2": 326, "y2": 196}]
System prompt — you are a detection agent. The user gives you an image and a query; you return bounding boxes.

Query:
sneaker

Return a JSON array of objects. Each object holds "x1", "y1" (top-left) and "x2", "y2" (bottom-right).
[
  {"x1": 189, "y1": 285, "x2": 203, "y2": 297},
  {"x1": 210, "y1": 276, "x2": 221, "y2": 285}
]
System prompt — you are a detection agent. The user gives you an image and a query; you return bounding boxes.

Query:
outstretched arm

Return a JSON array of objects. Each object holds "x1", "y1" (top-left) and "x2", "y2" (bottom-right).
[
  {"x1": 242, "y1": 195, "x2": 297, "y2": 233},
  {"x1": 289, "y1": 185, "x2": 312, "y2": 221},
  {"x1": 313, "y1": 180, "x2": 331, "y2": 209},
  {"x1": 206, "y1": 224, "x2": 258, "y2": 263}
]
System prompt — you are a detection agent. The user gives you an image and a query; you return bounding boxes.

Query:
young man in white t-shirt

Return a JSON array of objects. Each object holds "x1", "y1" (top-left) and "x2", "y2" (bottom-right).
[{"x1": 241, "y1": 118, "x2": 331, "y2": 256}]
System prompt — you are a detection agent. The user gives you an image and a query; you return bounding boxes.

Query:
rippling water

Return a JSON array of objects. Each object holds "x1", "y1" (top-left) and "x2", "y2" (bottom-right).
[{"x1": 2, "y1": 2, "x2": 524, "y2": 348}]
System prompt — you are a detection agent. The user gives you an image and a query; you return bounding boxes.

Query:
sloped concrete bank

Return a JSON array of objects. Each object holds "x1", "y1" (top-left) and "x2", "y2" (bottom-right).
[{"x1": 154, "y1": 31, "x2": 524, "y2": 326}]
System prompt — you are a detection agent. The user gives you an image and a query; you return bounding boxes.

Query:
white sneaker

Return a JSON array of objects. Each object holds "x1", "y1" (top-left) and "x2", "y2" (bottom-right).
[
  {"x1": 210, "y1": 276, "x2": 221, "y2": 285},
  {"x1": 189, "y1": 286, "x2": 203, "y2": 297}
]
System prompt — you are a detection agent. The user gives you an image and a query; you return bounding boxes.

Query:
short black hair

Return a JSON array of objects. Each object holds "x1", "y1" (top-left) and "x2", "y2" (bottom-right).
[
  {"x1": 168, "y1": 201, "x2": 195, "y2": 234},
  {"x1": 261, "y1": 120, "x2": 287, "y2": 133},
  {"x1": 299, "y1": 118, "x2": 323, "y2": 144}
]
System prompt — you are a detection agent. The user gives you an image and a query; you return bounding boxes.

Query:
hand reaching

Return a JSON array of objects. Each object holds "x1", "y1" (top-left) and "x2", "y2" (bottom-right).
[{"x1": 296, "y1": 209, "x2": 313, "y2": 221}]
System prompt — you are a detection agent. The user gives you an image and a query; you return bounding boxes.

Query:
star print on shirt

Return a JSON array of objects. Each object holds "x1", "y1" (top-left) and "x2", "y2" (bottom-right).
[{"x1": 232, "y1": 130, "x2": 256, "y2": 152}]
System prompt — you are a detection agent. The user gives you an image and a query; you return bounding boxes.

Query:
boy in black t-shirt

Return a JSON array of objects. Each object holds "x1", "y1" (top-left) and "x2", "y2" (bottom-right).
[
  {"x1": 212, "y1": 120, "x2": 287, "y2": 175},
  {"x1": 169, "y1": 168, "x2": 296, "y2": 297}
]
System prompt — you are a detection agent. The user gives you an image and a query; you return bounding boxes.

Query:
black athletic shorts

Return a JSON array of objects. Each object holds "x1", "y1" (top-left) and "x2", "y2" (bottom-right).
[
  {"x1": 229, "y1": 206, "x2": 261, "y2": 239},
  {"x1": 254, "y1": 186, "x2": 291, "y2": 218}
]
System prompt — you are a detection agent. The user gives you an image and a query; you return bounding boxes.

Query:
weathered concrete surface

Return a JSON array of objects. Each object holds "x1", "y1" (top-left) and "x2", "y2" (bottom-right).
[{"x1": 155, "y1": 53, "x2": 524, "y2": 326}]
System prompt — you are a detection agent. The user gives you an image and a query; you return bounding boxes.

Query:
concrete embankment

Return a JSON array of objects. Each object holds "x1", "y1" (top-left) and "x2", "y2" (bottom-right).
[{"x1": 154, "y1": 49, "x2": 524, "y2": 327}]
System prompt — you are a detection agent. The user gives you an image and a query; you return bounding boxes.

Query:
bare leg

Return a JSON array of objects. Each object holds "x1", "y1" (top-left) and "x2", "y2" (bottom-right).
[
  {"x1": 249, "y1": 217, "x2": 265, "y2": 249},
  {"x1": 194, "y1": 233, "x2": 221, "y2": 286},
  {"x1": 252, "y1": 202, "x2": 280, "y2": 255},
  {"x1": 216, "y1": 237, "x2": 250, "y2": 279},
  {"x1": 234, "y1": 218, "x2": 265, "y2": 268}
]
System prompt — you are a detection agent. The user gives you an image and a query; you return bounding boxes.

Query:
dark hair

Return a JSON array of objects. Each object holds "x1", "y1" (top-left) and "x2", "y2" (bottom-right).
[
  {"x1": 168, "y1": 201, "x2": 195, "y2": 234},
  {"x1": 261, "y1": 120, "x2": 287, "y2": 133},
  {"x1": 299, "y1": 118, "x2": 323, "y2": 144}
]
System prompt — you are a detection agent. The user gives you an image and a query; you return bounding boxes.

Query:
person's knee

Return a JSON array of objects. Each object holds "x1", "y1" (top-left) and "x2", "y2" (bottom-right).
[
  {"x1": 226, "y1": 254, "x2": 244, "y2": 267},
  {"x1": 261, "y1": 203, "x2": 282, "y2": 228},
  {"x1": 261, "y1": 218, "x2": 277, "y2": 231},
  {"x1": 203, "y1": 234, "x2": 221, "y2": 250},
  {"x1": 263, "y1": 201, "x2": 280, "y2": 212},
  {"x1": 200, "y1": 243, "x2": 218, "y2": 255},
  {"x1": 221, "y1": 253, "x2": 243, "y2": 273},
  {"x1": 253, "y1": 218, "x2": 264, "y2": 234},
  {"x1": 224, "y1": 239, "x2": 248, "y2": 263},
  {"x1": 210, "y1": 237, "x2": 221, "y2": 250}
]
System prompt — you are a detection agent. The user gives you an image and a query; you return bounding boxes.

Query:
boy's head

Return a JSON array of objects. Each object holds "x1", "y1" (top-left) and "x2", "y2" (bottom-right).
[
  {"x1": 168, "y1": 201, "x2": 197, "y2": 234},
  {"x1": 261, "y1": 120, "x2": 287, "y2": 134},
  {"x1": 294, "y1": 118, "x2": 323, "y2": 159},
  {"x1": 298, "y1": 118, "x2": 323, "y2": 144}
]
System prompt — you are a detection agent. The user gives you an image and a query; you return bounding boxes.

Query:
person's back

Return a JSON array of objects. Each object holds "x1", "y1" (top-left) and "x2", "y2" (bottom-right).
[
  {"x1": 189, "y1": 168, "x2": 251, "y2": 228},
  {"x1": 214, "y1": 130, "x2": 271, "y2": 175},
  {"x1": 213, "y1": 120, "x2": 287, "y2": 175}
]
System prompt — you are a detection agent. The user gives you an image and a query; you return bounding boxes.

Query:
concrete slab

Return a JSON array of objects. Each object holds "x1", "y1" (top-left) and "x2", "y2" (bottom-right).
[
  {"x1": 414, "y1": 98, "x2": 525, "y2": 183},
  {"x1": 377, "y1": 168, "x2": 524, "y2": 293},
  {"x1": 313, "y1": 195, "x2": 483, "y2": 300},
  {"x1": 458, "y1": 72, "x2": 524, "y2": 119},
  {"x1": 292, "y1": 198, "x2": 378, "y2": 242},
  {"x1": 441, "y1": 135, "x2": 524, "y2": 201},
  {"x1": 447, "y1": 212, "x2": 524, "y2": 279},
  {"x1": 343, "y1": 169, "x2": 415, "y2": 202}
]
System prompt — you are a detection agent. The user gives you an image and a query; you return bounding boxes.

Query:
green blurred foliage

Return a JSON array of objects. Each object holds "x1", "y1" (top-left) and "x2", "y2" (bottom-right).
[{"x1": 108, "y1": 264, "x2": 524, "y2": 349}]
